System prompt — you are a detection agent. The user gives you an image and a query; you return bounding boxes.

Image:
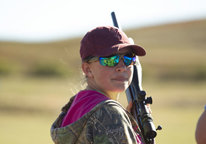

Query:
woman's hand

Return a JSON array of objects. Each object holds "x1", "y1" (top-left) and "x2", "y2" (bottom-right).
[
  {"x1": 126, "y1": 101, "x2": 152, "y2": 114},
  {"x1": 146, "y1": 104, "x2": 152, "y2": 114},
  {"x1": 126, "y1": 101, "x2": 133, "y2": 113}
]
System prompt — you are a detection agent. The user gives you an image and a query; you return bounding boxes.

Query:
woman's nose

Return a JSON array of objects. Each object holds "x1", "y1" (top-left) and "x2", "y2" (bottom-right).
[{"x1": 116, "y1": 59, "x2": 127, "y2": 72}]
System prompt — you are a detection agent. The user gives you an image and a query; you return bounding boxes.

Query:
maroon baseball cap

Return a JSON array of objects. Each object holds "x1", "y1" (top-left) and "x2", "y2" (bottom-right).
[{"x1": 80, "y1": 26, "x2": 146, "y2": 60}]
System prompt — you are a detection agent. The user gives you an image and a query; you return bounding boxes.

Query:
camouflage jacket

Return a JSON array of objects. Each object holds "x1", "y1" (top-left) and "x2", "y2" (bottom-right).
[{"x1": 50, "y1": 99, "x2": 145, "y2": 144}]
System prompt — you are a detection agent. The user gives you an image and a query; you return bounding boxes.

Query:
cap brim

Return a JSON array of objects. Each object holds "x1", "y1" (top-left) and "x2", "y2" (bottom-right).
[
  {"x1": 118, "y1": 44, "x2": 146, "y2": 56},
  {"x1": 92, "y1": 43, "x2": 146, "y2": 57}
]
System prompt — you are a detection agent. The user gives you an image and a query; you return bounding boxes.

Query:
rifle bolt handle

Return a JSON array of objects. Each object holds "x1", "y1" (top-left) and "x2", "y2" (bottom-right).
[{"x1": 156, "y1": 125, "x2": 162, "y2": 131}]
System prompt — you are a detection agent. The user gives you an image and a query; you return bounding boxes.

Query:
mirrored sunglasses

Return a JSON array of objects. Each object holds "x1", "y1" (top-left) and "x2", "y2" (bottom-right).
[{"x1": 88, "y1": 53, "x2": 136, "y2": 67}]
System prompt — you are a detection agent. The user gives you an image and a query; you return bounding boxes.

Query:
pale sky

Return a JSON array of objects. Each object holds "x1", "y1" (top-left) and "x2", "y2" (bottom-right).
[{"x1": 0, "y1": 0, "x2": 206, "y2": 42}]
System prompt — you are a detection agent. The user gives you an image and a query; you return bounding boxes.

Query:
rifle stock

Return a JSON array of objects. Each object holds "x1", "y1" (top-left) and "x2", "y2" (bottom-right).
[{"x1": 111, "y1": 11, "x2": 162, "y2": 144}]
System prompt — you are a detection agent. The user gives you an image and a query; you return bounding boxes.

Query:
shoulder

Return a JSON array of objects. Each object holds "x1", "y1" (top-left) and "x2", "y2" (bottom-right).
[
  {"x1": 85, "y1": 100, "x2": 139, "y2": 143},
  {"x1": 93, "y1": 100, "x2": 129, "y2": 118},
  {"x1": 87, "y1": 99, "x2": 131, "y2": 124},
  {"x1": 86, "y1": 100, "x2": 133, "y2": 133}
]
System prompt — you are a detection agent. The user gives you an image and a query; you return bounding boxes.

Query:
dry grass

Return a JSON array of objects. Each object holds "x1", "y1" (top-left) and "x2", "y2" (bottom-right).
[{"x1": 1, "y1": 78, "x2": 205, "y2": 144}]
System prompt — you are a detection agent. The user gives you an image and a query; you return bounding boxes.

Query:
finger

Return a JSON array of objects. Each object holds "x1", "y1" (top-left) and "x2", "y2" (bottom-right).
[
  {"x1": 146, "y1": 104, "x2": 152, "y2": 114},
  {"x1": 126, "y1": 101, "x2": 133, "y2": 113}
]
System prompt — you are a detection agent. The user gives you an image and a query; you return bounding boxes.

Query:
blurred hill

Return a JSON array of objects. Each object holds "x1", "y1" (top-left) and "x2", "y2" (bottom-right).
[
  {"x1": 0, "y1": 19, "x2": 206, "y2": 82},
  {"x1": 0, "y1": 19, "x2": 206, "y2": 144}
]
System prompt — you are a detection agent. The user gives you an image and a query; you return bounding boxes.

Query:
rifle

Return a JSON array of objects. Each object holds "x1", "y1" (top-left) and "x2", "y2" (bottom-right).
[{"x1": 111, "y1": 11, "x2": 162, "y2": 144}]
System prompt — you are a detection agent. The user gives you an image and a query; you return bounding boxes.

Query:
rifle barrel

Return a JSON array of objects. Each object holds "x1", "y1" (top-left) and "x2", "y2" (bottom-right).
[{"x1": 111, "y1": 11, "x2": 121, "y2": 29}]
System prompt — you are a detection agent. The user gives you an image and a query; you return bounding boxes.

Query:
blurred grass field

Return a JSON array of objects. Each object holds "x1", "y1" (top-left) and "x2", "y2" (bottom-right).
[{"x1": 0, "y1": 19, "x2": 206, "y2": 144}]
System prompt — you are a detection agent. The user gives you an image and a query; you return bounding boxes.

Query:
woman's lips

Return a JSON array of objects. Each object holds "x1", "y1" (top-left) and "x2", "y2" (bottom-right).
[{"x1": 113, "y1": 76, "x2": 128, "y2": 82}]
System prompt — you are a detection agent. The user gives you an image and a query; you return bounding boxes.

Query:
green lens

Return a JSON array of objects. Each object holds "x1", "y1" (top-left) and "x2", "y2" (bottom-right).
[
  {"x1": 99, "y1": 55, "x2": 119, "y2": 66},
  {"x1": 124, "y1": 54, "x2": 135, "y2": 66},
  {"x1": 99, "y1": 54, "x2": 135, "y2": 67}
]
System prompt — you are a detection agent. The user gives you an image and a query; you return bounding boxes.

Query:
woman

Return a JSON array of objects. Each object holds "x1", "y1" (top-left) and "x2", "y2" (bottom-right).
[{"x1": 50, "y1": 26, "x2": 146, "y2": 144}]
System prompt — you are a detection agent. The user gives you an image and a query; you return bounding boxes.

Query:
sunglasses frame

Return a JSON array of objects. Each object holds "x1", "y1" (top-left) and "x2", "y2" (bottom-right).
[{"x1": 88, "y1": 53, "x2": 136, "y2": 67}]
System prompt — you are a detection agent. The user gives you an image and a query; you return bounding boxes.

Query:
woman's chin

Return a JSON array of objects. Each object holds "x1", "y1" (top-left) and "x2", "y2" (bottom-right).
[{"x1": 112, "y1": 85, "x2": 129, "y2": 93}]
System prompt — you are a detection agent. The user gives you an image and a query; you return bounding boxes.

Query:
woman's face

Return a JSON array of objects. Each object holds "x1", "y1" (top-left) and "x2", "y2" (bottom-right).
[{"x1": 86, "y1": 47, "x2": 134, "y2": 97}]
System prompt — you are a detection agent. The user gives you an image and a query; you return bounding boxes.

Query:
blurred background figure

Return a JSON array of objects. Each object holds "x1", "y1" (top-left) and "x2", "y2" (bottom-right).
[{"x1": 195, "y1": 105, "x2": 206, "y2": 144}]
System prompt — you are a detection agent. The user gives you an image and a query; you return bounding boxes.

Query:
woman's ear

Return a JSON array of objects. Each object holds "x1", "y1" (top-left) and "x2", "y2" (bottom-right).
[{"x1": 82, "y1": 62, "x2": 93, "y2": 78}]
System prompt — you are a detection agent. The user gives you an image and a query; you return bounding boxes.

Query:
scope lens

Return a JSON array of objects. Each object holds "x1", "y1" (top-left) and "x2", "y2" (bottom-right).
[{"x1": 146, "y1": 131, "x2": 157, "y2": 139}]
